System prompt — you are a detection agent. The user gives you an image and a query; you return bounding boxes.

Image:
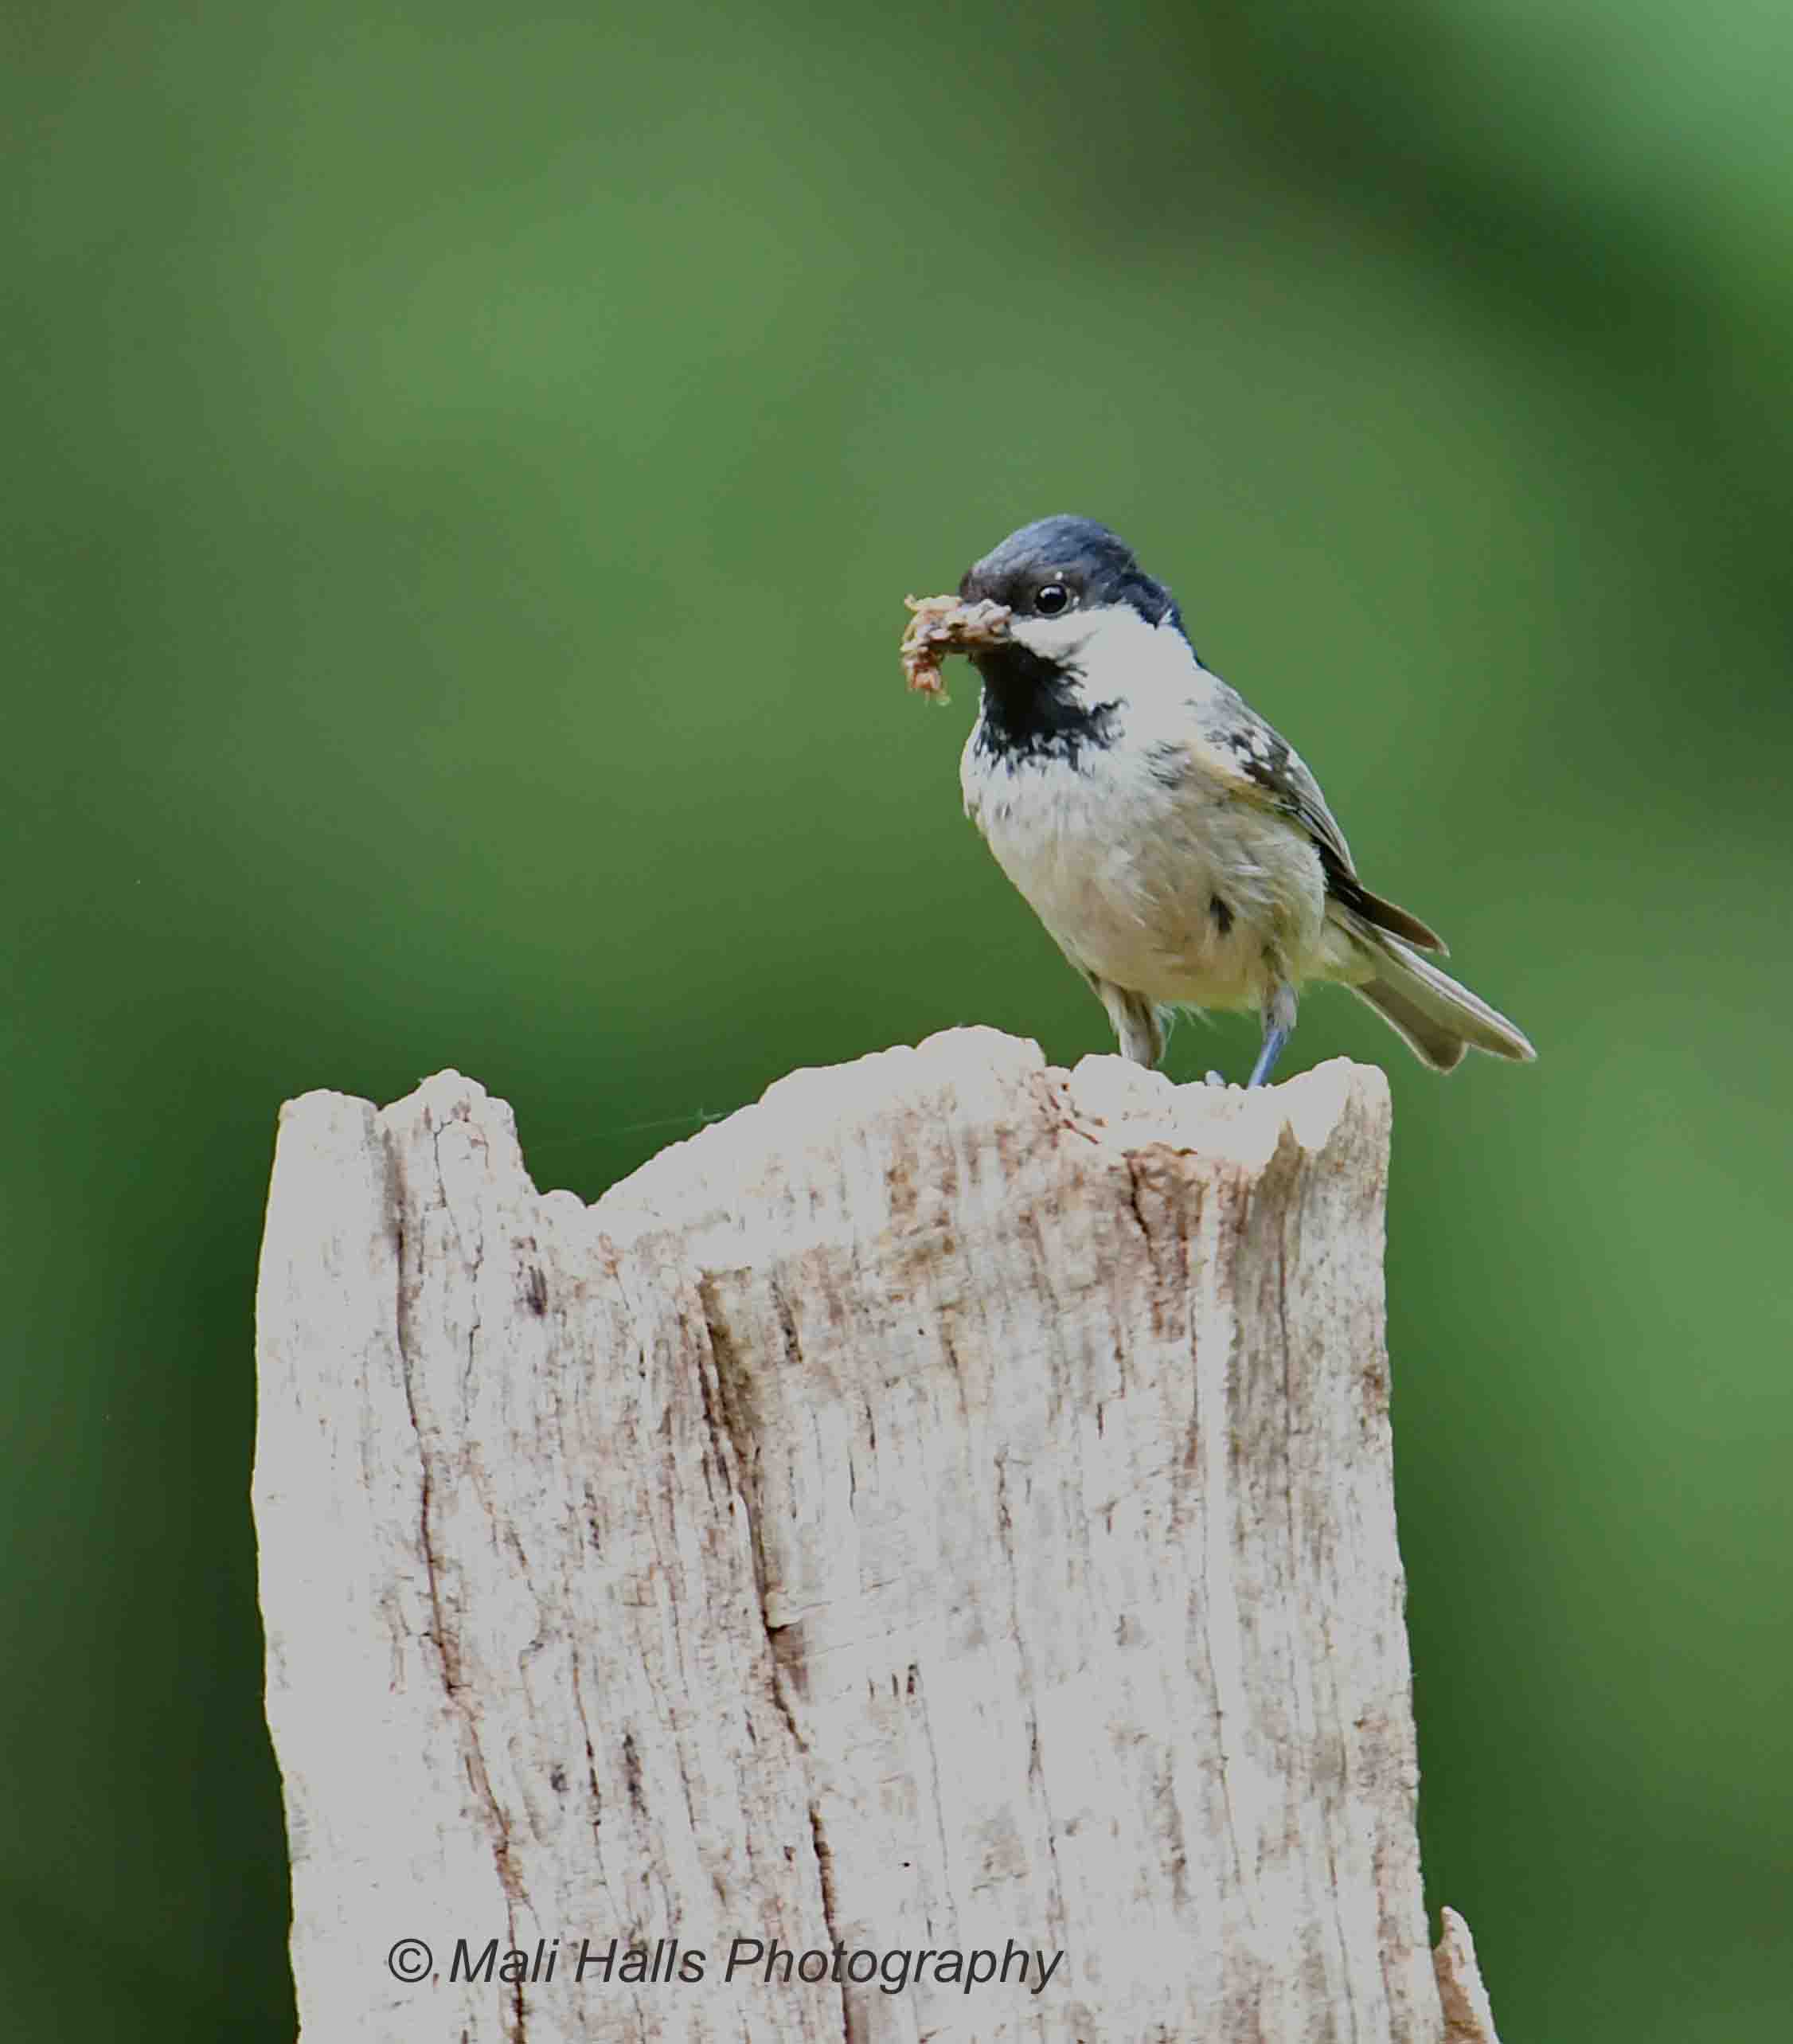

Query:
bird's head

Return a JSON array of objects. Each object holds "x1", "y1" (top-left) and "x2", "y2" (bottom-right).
[
  {"x1": 899, "y1": 514, "x2": 1193, "y2": 721},
  {"x1": 955, "y1": 515, "x2": 1184, "y2": 675}
]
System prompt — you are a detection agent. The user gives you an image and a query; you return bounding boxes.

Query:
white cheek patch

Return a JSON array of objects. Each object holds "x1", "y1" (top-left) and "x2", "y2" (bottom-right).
[
  {"x1": 1008, "y1": 600, "x2": 1173, "y2": 670},
  {"x1": 1007, "y1": 605, "x2": 1203, "y2": 735}
]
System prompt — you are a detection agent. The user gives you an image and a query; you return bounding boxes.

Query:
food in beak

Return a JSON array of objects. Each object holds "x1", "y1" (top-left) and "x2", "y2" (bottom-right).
[{"x1": 900, "y1": 593, "x2": 1013, "y2": 701}]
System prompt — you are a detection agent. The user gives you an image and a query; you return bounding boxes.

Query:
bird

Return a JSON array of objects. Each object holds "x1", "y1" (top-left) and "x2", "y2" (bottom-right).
[{"x1": 903, "y1": 514, "x2": 1535, "y2": 1086}]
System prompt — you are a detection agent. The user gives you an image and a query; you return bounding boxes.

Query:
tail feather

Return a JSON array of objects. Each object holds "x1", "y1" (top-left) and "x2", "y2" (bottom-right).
[{"x1": 1350, "y1": 934, "x2": 1535, "y2": 1072}]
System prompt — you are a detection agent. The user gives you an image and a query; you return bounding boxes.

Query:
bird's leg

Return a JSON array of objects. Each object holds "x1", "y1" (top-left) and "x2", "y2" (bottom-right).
[
  {"x1": 1088, "y1": 975, "x2": 1166, "y2": 1068},
  {"x1": 1248, "y1": 983, "x2": 1298, "y2": 1088}
]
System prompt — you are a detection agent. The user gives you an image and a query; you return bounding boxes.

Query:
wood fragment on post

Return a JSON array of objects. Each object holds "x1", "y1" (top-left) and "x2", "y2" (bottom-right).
[
  {"x1": 254, "y1": 1026, "x2": 1502, "y2": 2042},
  {"x1": 1434, "y1": 1906, "x2": 1503, "y2": 2043}
]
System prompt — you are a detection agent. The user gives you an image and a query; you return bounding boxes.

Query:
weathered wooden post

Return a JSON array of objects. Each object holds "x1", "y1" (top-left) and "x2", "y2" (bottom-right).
[{"x1": 254, "y1": 1027, "x2": 1501, "y2": 2042}]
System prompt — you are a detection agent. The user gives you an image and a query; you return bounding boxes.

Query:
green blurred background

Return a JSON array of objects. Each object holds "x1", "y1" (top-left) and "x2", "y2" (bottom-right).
[{"x1": 6, "y1": 2, "x2": 1790, "y2": 2035}]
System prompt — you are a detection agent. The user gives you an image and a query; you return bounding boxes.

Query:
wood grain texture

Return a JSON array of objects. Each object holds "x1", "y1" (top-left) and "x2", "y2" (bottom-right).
[{"x1": 254, "y1": 1026, "x2": 1496, "y2": 2042}]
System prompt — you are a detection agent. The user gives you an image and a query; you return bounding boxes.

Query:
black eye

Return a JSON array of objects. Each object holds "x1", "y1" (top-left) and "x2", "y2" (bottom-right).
[{"x1": 1035, "y1": 582, "x2": 1072, "y2": 616}]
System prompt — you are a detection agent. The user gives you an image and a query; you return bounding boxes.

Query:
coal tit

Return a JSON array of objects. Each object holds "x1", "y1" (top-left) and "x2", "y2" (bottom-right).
[{"x1": 906, "y1": 514, "x2": 1536, "y2": 1085}]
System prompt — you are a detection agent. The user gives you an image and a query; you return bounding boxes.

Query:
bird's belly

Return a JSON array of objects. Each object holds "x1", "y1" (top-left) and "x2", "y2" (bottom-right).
[{"x1": 967, "y1": 753, "x2": 1318, "y2": 1010}]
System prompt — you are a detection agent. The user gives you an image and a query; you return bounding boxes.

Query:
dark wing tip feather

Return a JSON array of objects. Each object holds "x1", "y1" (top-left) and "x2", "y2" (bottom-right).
[{"x1": 1330, "y1": 875, "x2": 1447, "y2": 953}]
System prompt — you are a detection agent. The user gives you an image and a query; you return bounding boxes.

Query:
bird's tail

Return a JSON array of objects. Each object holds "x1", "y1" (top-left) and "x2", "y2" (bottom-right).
[{"x1": 1350, "y1": 933, "x2": 1536, "y2": 1072}]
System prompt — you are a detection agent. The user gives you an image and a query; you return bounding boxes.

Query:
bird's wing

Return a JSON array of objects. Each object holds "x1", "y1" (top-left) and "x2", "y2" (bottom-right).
[
  {"x1": 1185, "y1": 685, "x2": 1447, "y2": 952},
  {"x1": 1187, "y1": 687, "x2": 1357, "y2": 871}
]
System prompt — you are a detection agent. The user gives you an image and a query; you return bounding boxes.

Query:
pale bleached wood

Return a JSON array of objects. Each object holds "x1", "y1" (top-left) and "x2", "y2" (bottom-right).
[{"x1": 254, "y1": 1026, "x2": 1497, "y2": 2042}]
